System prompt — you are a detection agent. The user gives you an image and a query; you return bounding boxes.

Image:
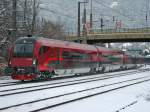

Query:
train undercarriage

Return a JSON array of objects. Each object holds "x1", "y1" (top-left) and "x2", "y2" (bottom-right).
[{"x1": 6, "y1": 64, "x2": 142, "y2": 81}]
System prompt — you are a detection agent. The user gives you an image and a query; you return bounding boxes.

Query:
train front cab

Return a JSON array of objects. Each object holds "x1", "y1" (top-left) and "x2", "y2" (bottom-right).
[{"x1": 8, "y1": 38, "x2": 39, "y2": 81}]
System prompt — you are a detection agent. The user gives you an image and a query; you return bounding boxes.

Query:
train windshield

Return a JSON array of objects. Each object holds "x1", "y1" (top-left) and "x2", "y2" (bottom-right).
[{"x1": 13, "y1": 43, "x2": 34, "y2": 57}]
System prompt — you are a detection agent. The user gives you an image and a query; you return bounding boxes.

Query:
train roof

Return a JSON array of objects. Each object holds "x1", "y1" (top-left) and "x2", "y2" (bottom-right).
[
  {"x1": 15, "y1": 37, "x2": 122, "y2": 53},
  {"x1": 36, "y1": 37, "x2": 116, "y2": 52},
  {"x1": 37, "y1": 37, "x2": 98, "y2": 52}
]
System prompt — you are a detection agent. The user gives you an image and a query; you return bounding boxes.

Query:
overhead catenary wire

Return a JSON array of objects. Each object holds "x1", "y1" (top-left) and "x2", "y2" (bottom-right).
[
  {"x1": 94, "y1": 0, "x2": 134, "y2": 20},
  {"x1": 93, "y1": 0, "x2": 148, "y2": 27}
]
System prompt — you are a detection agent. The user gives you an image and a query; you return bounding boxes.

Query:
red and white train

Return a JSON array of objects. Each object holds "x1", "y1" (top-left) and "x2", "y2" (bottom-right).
[{"x1": 7, "y1": 37, "x2": 143, "y2": 81}]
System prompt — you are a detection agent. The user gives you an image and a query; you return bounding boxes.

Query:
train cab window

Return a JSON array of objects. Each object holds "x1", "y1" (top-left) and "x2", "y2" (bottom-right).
[
  {"x1": 13, "y1": 43, "x2": 34, "y2": 57},
  {"x1": 39, "y1": 46, "x2": 49, "y2": 55}
]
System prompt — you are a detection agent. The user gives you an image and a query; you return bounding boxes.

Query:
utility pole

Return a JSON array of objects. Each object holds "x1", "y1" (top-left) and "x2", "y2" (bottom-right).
[
  {"x1": 31, "y1": 0, "x2": 36, "y2": 35},
  {"x1": 12, "y1": 0, "x2": 17, "y2": 41},
  {"x1": 113, "y1": 16, "x2": 115, "y2": 22},
  {"x1": 82, "y1": 1, "x2": 87, "y2": 37},
  {"x1": 77, "y1": 1, "x2": 81, "y2": 37},
  {"x1": 90, "y1": 0, "x2": 93, "y2": 32},
  {"x1": 145, "y1": 0, "x2": 149, "y2": 30},
  {"x1": 100, "y1": 18, "x2": 104, "y2": 31},
  {"x1": 77, "y1": 0, "x2": 88, "y2": 43}
]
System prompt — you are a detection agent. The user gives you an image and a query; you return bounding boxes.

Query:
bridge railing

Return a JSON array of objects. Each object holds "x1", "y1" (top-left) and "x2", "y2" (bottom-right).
[
  {"x1": 89, "y1": 27, "x2": 150, "y2": 34},
  {"x1": 65, "y1": 27, "x2": 150, "y2": 40}
]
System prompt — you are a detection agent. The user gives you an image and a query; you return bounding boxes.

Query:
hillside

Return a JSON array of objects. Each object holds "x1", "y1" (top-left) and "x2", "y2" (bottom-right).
[{"x1": 39, "y1": 0, "x2": 149, "y2": 31}]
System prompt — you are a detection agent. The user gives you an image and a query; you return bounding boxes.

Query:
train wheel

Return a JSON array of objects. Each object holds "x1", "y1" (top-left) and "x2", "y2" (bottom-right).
[
  {"x1": 75, "y1": 73, "x2": 80, "y2": 76},
  {"x1": 102, "y1": 67, "x2": 105, "y2": 73},
  {"x1": 90, "y1": 68, "x2": 96, "y2": 73}
]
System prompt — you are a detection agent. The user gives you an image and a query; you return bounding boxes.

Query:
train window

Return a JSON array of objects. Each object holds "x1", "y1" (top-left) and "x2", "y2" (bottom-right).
[
  {"x1": 62, "y1": 51, "x2": 89, "y2": 60},
  {"x1": 62, "y1": 51, "x2": 71, "y2": 59},
  {"x1": 13, "y1": 43, "x2": 34, "y2": 57},
  {"x1": 39, "y1": 46, "x2": 49, "y2": 55},
  {"x1": 82, "y1": 54, "x2": 90, "y2": 59},
  {"x1": 102, "y1": 54, "x2": 108, "y2": 57},
  {"x1": 70, "y1": 52, "x2": 80, "y2": 59}
]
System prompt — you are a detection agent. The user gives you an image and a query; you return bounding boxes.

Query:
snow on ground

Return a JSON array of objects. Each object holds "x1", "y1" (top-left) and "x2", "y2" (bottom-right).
[
  {"x1": 0, "y1": 70, "x2": 149, "y2": 108},
  {"x1": 45, "y1": 75, "x2": 150, "y2": 112},
  {"x1": 0, "y1": 66, "x2": 150, "y2": 112},
  {"x1": 0, "y1": 76, "x2": 11, "y2": 81}
]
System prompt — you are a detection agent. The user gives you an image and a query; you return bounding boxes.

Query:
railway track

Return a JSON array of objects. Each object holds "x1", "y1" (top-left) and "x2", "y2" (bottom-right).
[
  {"x1": 0, "y1": 72, "x2": 150, "y2": 111},
  {"x1": 0, "y1": 69, "x2": 137, "y2": 87},
  {"x1": 0, "y1": 67, "x2": 147, "y2": 87},
  {"x1": 32, "y1": 77, "x2": 150, "y2": 112},
  {"x1": 0, "y1": 69, "x2": 139, "y2": 87},
  {"x1": 0, "y1": 69, "x2": 147, "y2": 97},
  {"x1": 0, "y1": 81, "x2": 18, "y2": 86},
  {"x1": 0, "y1": 68, "x2": 147, "y2": 89}
]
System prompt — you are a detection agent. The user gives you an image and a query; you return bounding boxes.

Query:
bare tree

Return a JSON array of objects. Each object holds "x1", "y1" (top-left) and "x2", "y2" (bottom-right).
[
  {"x1": 39, "y1": 20, "x2": 65, "y2": 40},
  {"x1": 18, "y1": 0, "x2": 40, "y2": 36},
  {"x1": 0, "y1": 0, "x2": 12, "y2": 41},
  {"x1": 0, "y1": 0, "x2": 66, "y2": 60},
  {"x1": 0, "y1": 0, "x2": 40, "y2": 59},
  {"x1": 0, "y1": 0, "x2": 12, "y2": 60}
]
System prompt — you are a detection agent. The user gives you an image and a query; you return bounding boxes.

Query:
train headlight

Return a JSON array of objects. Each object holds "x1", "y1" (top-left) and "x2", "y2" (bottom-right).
[
  {"x1": 9, "y1": 60, "x2": 11, "y2": 65},
  {"x1": 33, "y1": 59, "x2": 36, "y2": 65}
]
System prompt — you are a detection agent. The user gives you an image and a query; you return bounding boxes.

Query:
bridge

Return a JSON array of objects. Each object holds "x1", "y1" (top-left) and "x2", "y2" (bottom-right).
[{"x1": 66, "y1": 28, "x2": 150, "y2": 44}]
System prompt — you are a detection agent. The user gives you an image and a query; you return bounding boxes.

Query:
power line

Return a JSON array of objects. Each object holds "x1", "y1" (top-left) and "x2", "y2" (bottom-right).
[
  {"x1": 94, "y1": 0, "x2": 135, "y2": 20},
  {"x1": 93, "y1": 0, "x2": 146, "y2": 27}
]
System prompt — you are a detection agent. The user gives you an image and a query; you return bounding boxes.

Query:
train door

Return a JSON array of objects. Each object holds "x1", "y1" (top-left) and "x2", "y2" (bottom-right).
[
  {"x1": 48, "y1": 47, "x2": 61, "y2": 69},
  {"x1": 37, "y1": 46, "x2": 49, "y2": 70}
]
